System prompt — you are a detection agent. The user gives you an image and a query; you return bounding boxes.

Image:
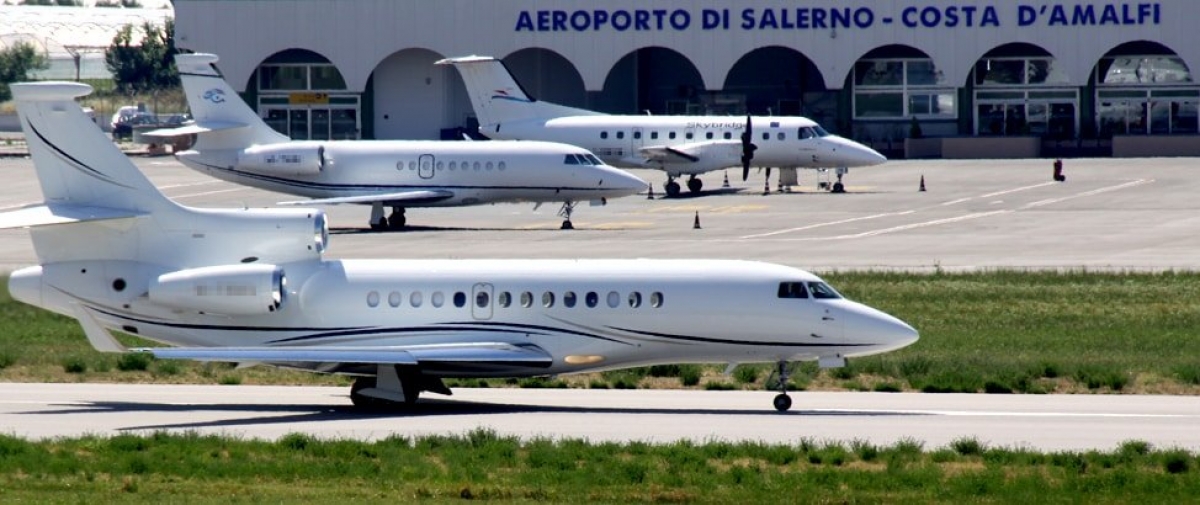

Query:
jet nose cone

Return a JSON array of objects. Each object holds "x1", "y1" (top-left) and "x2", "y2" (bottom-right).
[
  {"x1": 842, "y1": 301, "x2": 918, "y2": 354},
  {"x1": 603, "y1": 166, "x2": 648, "y2": 197}
]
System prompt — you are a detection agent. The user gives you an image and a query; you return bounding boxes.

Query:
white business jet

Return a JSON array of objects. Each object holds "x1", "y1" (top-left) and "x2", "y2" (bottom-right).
[
  {"x1": 2, "y1": 81, "x2": 917, "y2": 411},
  {"x1": 151, "y1": 53, "x2": 646, "y2": 230},
  {"x1": 438, "y1": 56, "x2": 888, "y2": 198}
]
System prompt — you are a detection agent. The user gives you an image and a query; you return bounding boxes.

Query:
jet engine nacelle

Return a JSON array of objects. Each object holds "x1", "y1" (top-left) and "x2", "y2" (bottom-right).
[
  {"x1": 236, "y1": 144, "x2": 325, "y2": 176},
  {"x1": 148, "y1": 264, "x2": 286, "y2": 315}
]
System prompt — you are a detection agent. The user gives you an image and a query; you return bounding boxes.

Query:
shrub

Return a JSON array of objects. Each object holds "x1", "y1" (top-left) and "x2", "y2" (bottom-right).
[
  {"x1": 703, "y1": 381, "x2": 736, "y2": 391},
  {"x1": 0, "y1": 351, "x2": 15, "y2": 369},
  {"x1": 62, "y1": 356, "x2": 87, "y2": 374},
  {"x1": 117, "y1": 352, "x2": 153, "y2": 372},
  {"x1": 1163, "y1": 450, "x2": 1191, "y2": 474},
  {"x1": 647, "y1": 365, "x2": 681, "y2": 377},
  {"x1": 219, "y1": 375, "x2": 242, "y2": 385},
  {"x1": 873, "y1": 382, "x2": 902, "y2": 393},
  {"x1": 153, "y1": 360, "x2": 181, "y2": 376},
  {"x1": 679, "y1": 366, "x2": 701, "y2": 387},
  {"x1": 588, "y1": 379, "x2": 609, "y2": 389},
  {"x1": 733, "y1": 365, "x2": 759, "y2": 384},
  {"x1": 951, "y1": 437, "x2": 985, "y2": 456}
]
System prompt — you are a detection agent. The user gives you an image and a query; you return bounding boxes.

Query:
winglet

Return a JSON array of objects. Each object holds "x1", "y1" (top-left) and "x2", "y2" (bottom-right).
[{"x1": 73, "y1": 304, "x2": 127, "y2": 353}]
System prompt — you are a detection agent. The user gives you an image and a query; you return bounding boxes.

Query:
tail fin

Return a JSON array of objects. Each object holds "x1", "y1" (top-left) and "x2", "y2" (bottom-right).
[
  {"x1": 437, "y1": 55, "x2": 600, "y2": 133},
  {"x1": 176, "y1": 53, "x2": 288, "y2": 150},
  {"x1": 13, "y1": 82, "x2": 170, "y2": 214}
]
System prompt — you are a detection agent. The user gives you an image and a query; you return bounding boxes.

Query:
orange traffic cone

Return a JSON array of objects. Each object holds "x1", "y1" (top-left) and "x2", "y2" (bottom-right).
[
  {"x1": 919, "y1": 175, "x2": 926, "y2": 192},
  {"x1": 693, "y1": 211, "x2": 701, "y2": 229},
  {"x1": 722, "y1": 171, "x2": 730, "y2": 188},
  {"x1": 647, "y1": 183, "x2": 655, "y2": 200}
]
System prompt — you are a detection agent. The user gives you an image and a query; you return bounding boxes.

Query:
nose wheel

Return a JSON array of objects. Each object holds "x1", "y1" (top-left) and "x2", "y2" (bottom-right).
[
  {"x1": 558, "y1": 201, "x2": 576, "y2": 229},
  {"x1": 772, "y1": 360, "x2": 792, "y2": 412}
]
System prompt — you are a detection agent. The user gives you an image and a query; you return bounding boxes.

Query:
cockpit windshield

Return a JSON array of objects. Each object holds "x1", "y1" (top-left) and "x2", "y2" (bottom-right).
[
  {"x1": 564, "y1": 154, "x2": 579, "y2": 165},
  {"x1": 798, "y1": 127, "x2": 815, "y2": 139},
  {"x1": 807, "y1": 282, "x2": 842, "y2": 299},
  {"x1": 567, "y1": 153, "x2": 599, "y2": 165},
  {"x1": 812, "y1": 125, "x2": 830, "y2": 137},
  {"x1": 585, "y1": 153, "x2": 603, "y2": 165}
]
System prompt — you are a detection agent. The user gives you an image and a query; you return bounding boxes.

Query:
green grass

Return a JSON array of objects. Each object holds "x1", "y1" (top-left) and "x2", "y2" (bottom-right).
[
  {"x1": 0, "y1": 431, "x2": 1196, "y2": 503},
  {"x1": 3, "y1": 271, "x2": 1200, "y2": 393}
]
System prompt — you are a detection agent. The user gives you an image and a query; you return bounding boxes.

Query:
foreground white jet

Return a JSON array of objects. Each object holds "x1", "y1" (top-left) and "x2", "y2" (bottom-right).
[
  {"x1": 152, "y1": 53, "x2": 646, "y2": 230},
  {"x1": 2, "y1": 81, "x2": 918, "y2": 411},
  {"x1": 438, "y1": 56, "x2": 887, "y2": 197}
]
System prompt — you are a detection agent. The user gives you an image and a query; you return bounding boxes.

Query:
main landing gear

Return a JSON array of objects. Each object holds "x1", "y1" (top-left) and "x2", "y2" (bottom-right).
[
  {"x1": 369, "y1": 203, "x2": 407, "y2": 231},
  {"x1": 349, "y1": 365, "x2": 452, "y2": 410},
  {"x1": 663, "y1": 175, "x2": 703, "y2": 198},
  {"x1": 771, "y1": 360, "x2": 793, "y2": 412}
]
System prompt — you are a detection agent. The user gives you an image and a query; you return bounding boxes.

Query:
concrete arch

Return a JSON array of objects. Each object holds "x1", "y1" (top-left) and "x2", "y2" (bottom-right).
[
  {"x1": 370, "y1": 47, "x2": 461, "y2": 140},
  {"x1": 722, "y1": 46, "x2": 825, "y2": 116},
  {"x1": 598, "y1": 46, "x2": 704, "y2": 114},
  {"x1": 252, "y1": 48, "x2": 345, "y2": 91},
  {"x1": 844, "y1": 44, "x2": 936, "y2": 89},
  {"x1": 1088, "y1": 40, "x2": 1192, "y2": 85},
  {"x1": 502, "y1": 48, "x2": 587, "y2": 108},
  {"x1": 215, "y1": 47, "x2": 352, "y2": 95}
]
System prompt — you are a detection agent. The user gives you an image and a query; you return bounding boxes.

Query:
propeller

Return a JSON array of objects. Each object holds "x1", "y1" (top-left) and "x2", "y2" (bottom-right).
[{"x1": 740, "y1": 114, "x2": 757, "y2": 181}]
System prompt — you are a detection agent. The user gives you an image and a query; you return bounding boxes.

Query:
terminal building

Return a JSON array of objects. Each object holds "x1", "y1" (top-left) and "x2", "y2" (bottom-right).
[{"x1": 174, "y1": 1, "x2": 1200, "y2": 158}]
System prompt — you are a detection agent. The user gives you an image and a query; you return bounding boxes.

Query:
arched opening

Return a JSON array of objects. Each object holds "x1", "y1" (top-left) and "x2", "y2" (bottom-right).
[
  {"x1": 1092, "y1": 41, "x2": 1196, "y2": 137},
  {"x1": 252, "y1": 49, "x2": 357, "y2": 141},
  {"x1": 598, "y1": 47, "x2": 704, "y2": 114},
  {"x1": 970, "y1": 42, "x2": 1075, "y2": 138},
  {"x1": 722, "y1": 46, "x2": 830, "y2": 123},
  {"x1": 849, "y1": 45, "x2": 957, "y2": 142},
  {"x1": 502, "y1": 48, "x2": 587, "y2": 108},
  {"x1": 369, "y1": 48, "x2": 463, "y2": 140}
]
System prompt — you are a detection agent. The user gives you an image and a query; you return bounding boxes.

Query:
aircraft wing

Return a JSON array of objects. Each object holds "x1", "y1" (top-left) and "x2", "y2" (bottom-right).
[
  {"x1": 142, "y1": 120, "x2": 247, "y2": 138},
  {"x1": 637, "y1": 140, "x2": 741, "y2": 164},
  {"x1": 0, "y1": 203, "x2": 144, "y2": 230},
  {"x1": 135, "y1": 342, "x2": 554, "y2": 368},
  {"x1": 277, "y1": 189, "x2": 454, "y2": 206}
]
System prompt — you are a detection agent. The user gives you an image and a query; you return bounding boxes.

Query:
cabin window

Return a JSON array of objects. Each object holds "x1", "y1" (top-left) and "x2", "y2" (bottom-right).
[
  {"x1": 498, "y1": 161, "x2": 506, "y2": 171},
  {"x1": 777, "y1": 132, "x2": 785, "y2": 140},
  {"x1": 650, "y1": 292, "x2": 664, "y2": 308},
  {"x1": 777, "y1": 282, "x2": 809, "y2": 299},
  {"x1": 724, "y1": 132, "x2": 732, "y2": 139},
  {"x1": 651, "y1": 132, "x2": 659, "y2": 140},
  {"x1": 584, "y1": 291, "x2": 598, "y2": 308},
  {"x1": 449, "y1": 161, "x2": 457, "y2": 170},
  {"x1": 807, "y1": 282, "x2": 843, "y2": 299},
  {"x1": 705, "y1": 132, "x2": 714, "y2": 139},
  {"x1": 431, "y1": 291, "x2": 445, "y2": 308},
  {"x1": 628, "y1": 292, "x2": 642, "y2": 308},
  {"x1": 633, "y1": 131, "x2": 642, "y2": 139},
  {"x1": 436, "y1": 161, "x2": 444, "y2": 170},
  {"x1": 388, "y1": 291, "x2": 402, "y2": 308},
  {"x1": 473, "y1": 162, "x2": 481, "y2": 171},
  {"x1": 520, "y1": 291, "x2": 533, "y2": 308},
  {"x1": 761, "y1": 132, "x2": 769, "y2": 141},
  {"x1": 476, "y1": 291, "x2": 490, "y2": 308},
  {"x1": 616, "y1": 131, "x2": 625, "y2": 139},
  {"x1": 486, "y1": 161, "x2": 494, "y2": 170},
  {"x1": 685, "y1": 132, "x2": 694, "y2": 140},
  {"x1": 410, "y1": 291, "x2": 423, "y2": 308},
  {"x1": 542, "y1": 291, "x2": 555, "y2": 308},
  {"x1": 607, "y1": 291, "x2": 620, "y2": 308},
  {"x1": 453, "y1": 291, "x2": 466, "y2": 308},
  {"x1": 498, "y1": 291, "x2": 512, "y2": 308},
  {"x1": 600, "y1": 131, "x2": 608, "y2": 139},
  {"x1": 669, "y1": 132, "x2": 677, "y2": 139},
  {"x1": 409, "y1": 161, "x2": 417, "y2": 170},
  {"x1": 366, "y1": 291, "x2": 380, "y2": 308},
  {"x1": 563, "y1": 291, "x2": 577, "y2": 308}
]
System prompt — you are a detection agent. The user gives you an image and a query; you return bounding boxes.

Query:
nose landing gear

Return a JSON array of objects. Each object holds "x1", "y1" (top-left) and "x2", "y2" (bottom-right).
[{"x1": 771, "y1": 360, "x2": 793, "y2": 412}]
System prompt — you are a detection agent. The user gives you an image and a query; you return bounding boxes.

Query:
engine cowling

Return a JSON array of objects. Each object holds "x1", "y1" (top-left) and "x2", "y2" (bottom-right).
[
  {"x1": 236, "y1": 144, "x2": 324, "y2": 176},
  {"x1": 148, "y1": 264, "x2": 285, "y2": 316}
]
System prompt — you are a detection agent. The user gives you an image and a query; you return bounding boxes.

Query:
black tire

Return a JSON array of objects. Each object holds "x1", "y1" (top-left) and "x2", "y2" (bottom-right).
[
  {"x1": 370, "y1": 216, "x2": 388, "y2": 231},
  {"x1": 687, "y1": 178, "x2": 703, "y2": 193},
  {"x1": 561, "y1": 220, "x2": 574, "y2": 230},
  {"x1": 664, "y1": 181, "x2": 682, "y2": 198},
  {"x1": 387, "y1": 214, "x2": 406, "y2": 229},
  {"x1": 773, "y1": 393, "x2": 792, "y2": 412},
  {"x1": 832, "y1": 182, "x2": 845, "y2": 193}
]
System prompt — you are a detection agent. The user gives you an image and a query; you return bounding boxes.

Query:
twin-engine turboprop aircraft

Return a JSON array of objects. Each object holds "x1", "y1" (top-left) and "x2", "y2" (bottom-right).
[
  {"x1": 150, "y1": 53, "x2": 646, "y2": 230},
  {"x1": 438, "y1": 55, "x2": 888, "y2": 197},
  {"x1": 3, "y1": 81, "x2": 918, "y2": 411}
]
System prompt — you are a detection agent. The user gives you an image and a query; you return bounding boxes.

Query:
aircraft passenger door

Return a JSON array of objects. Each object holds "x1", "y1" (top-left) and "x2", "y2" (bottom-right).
[
  {"x1": 631, "y1": 127, "x2": 644, "y2": 152},
  {"x1": 471, "y1": 283, "x2": 494, "y2": 320},
  {"x1": 418, "y1": 154, "x2": 435, "y2": 179}
]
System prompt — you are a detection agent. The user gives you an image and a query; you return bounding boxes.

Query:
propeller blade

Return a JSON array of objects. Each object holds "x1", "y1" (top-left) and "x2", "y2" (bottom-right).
[{"x1": 740, "y1": 114, "x2": 756, "y2": 181}]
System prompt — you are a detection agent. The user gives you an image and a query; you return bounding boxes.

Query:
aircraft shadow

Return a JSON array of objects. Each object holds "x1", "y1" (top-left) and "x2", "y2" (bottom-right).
[
  {"x1": 651, "y1": 187, "x2": 743, "y2": 199},
  {"x1": 331, "y1": 225, "x2": 634, "y2": 234},
  {"x1": 30, "y1": 398, "x2": 928, "y2": 433}
]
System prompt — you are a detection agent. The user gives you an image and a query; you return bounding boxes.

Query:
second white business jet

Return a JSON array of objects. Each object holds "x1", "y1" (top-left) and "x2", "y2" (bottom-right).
[
  {"x1": 439, "y1": 55, "x2": 887, "y2": 198},
  {"x1": 152, "y1": 54, "x2": 646, "y2": 230},
  {"x1": 3, "y1": 81, "x2": 918, "y2": 412}
]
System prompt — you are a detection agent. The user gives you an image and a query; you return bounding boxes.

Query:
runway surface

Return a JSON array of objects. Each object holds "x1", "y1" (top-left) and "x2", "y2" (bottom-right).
[
  {"x1": 2, "y1": 156, "x2": 1200, "y2": 272},
  {"x1": 2, "y1": 383, "x2": 1198, "y2": 452}
]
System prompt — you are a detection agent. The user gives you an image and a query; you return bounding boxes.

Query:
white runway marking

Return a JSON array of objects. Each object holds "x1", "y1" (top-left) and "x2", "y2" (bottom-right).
[
  {"x1": 829, "y1": 210, "x2": 1013, "y2": 239},
  {"x1": 979, "y1": 181, "x2": 1059, "y2": 198},
  {"x1": 940, "y1": 197, "x2": 971, "y2": 206},
  {"x1": 739, "y1": 211, "x2": 915, "y2": 239},
  {"x1": 1023, "y1": 179, "x2": 1152, "y2": 209}
]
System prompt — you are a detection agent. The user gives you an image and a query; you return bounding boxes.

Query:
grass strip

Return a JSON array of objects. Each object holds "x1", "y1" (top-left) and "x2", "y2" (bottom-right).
[{"x1": 0, "y1": 431, "x2": 1195, "y2": 503}]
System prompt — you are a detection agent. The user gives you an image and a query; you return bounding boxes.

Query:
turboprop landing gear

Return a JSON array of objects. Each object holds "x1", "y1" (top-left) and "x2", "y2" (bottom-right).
[
  {"x1": 558, "y1": 200, "x2": 576, "y2": 229},
  {"x1": 664, "y1": 177, "x2": 682, "y2": 198},
  {"x1": 369, "y1": 202, "x2": 388, "y2": 231},
  {"x1": 771, "y1": 360, "x2": 793, "y2": 412},
  {"x1": 686, "y1": 176, "x2": 703, "y2": 193}
]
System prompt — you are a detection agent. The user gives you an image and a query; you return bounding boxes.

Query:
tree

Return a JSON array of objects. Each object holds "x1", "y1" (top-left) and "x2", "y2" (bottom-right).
[
  {"x1": 0, "y1": 42, "x2": 50, "y2": 102},
  {"x1": 105, "y1": 19, "x2": 179, "y2": 94}
]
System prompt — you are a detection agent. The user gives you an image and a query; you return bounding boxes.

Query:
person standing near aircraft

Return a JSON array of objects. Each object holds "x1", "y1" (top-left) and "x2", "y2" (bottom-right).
[
  {"x1": 3, "y1": 81, "x2": 917, "y2": 412},
  {"x1": 149, "y1": 54, "x2": 646, "y2": 230},
  {"x1": 438, "y1": 55, "x2": 887, "y2": 197}
]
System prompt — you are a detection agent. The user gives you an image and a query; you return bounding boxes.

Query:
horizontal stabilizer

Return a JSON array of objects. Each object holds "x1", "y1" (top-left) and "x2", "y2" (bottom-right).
[
  {"x1": 136, "y1": 342, "x2": 553, "y2": 367},
  {"x1": 278, "y1": 189, "x2": 454, "y2": 206},
  {"x1": 142, "y1": 120, "x2": 247, "y2": 138},
  {"x1": 0, "y1": 203, "x2": 143, "y2": 229}
]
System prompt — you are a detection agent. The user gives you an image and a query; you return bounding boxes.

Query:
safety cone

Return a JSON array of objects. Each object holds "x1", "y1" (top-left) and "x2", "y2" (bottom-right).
[
  {"x1": 722, "y1": 171, "x2": 730, "y2": 188},
  {"x1": 919, "y1": 175, "x2": 926, "y2": 192},
  {"x1": 647, "y1": 183, "x2": 655, "y2": 200},
  {"x1": 693, "y1": 211, "x2": 701, "y2": 229},
  {"x1": 762, "y1": 178, "x2": 770, "y2": 195}
]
